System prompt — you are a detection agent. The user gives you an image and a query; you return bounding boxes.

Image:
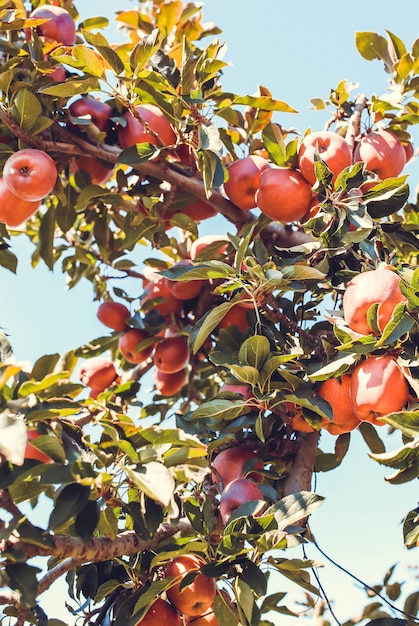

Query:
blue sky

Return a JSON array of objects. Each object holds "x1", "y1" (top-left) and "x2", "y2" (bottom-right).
[{"x1": 2, "y1": 0, "x2": 419, "y2": 623}]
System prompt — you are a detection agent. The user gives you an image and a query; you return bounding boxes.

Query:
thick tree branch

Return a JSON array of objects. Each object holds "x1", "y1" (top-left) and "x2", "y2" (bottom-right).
[
  {"x1": 282, "y1": 431, "x2": 319, "y2": 497},
  {"x1": 345, "y1": 94, "x2": 368, "y2": 152}
]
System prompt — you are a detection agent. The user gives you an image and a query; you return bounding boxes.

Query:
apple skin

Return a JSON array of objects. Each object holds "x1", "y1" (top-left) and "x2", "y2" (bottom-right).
[
  {"x1": 256, "y1": 167, "x2": 313, "y2": 223},
  {"x1": 153, "y1": 336, "x2": 190, "y2": 374},
  {"x1": 211, "y1": 447, "x2": 264, "y2": 487},
  {"x1": 219, "y1": 478, "x2": 264, "y2": 524},
  {"x1": 3, "y1": 149, "x2": 57, "y2": 202},
  {"x1": 298, "y1": 130, "x2": 352, "y2": 185},
  {"x1": 165, "y1": 555, "x2": 216, "y2": 617},
  {"x1": 28, "y1": 5, "x2": 76, "y2": 45},
  {"x1": 0, "y1": 177, "x2": 41, "y2": 227},
  {"x1": 78, "y1": 357, "x2": 117, "y2": 393},
  {"x1": 224, "y1": 155, "x2": 270, "y2": 210},
  {"x1": 189, "y1": 235, "x2": 229, "y2": 260},
  {"x1": 118, "y1": 328, "x2": 155, "y2": 364},
  {"x1": 97, "y1": 302, "x2": 131, "y2": 331},
  {"x1": 153, "y1": 367, "x2": 187, "y2": 396},
  {"x1": 138, "y1": 598, "x2": 181, "y2": 626},
  {"x1": 342, "y1": 268, "x2": 407, "y2": 335},
  {"x1": 165, "y1": 260, "x2": 205, "y2": 301},
  {"x1": 181, "y1": 198, "x2": 217, "y2": 221},
  {"x1": 72, "y1": 156, "x2": 114, "y2": 185},
  {"x1": 118, "y1": 104, "x2": 176, "y2": 149},
  {"x1": 68, "y1": 96, "x2": 113, "y2": 134},
  {"x1": 354, "y1": 129, "x2": 406, "y2": 179}
]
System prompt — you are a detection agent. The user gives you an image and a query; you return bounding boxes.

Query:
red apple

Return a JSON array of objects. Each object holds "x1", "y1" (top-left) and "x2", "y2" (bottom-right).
[
  {"x1": 118, "y1": 104, "x2": 176, "y2": 149},
  {"x1": 0, "y1": 177, "x2": 41, "y2": 227},
  {"x1": 118, "y1": 328, "x2": 155, "y2": 364},
  {"x1": 138, "y1": 598, "x2": 181, "y2": 626},
  {"x1": 25, "y1": 430, "x2": 52, "y2": 464},
  {"x1": 354, "y1": 129, "x2": 406, "y2": 179},
  {"x1": 224, "y1": 155, "x2": 270, "y2": 210},
  {"x1": 256, "y1": 167, "x2": 313, "y2": 223},
  {"x1": 211, "y1": 447, "x2": 264, "y2": 486},
  {"x1": 165, "y1": 555, "x2": 216, "y2": 617},
  {"x1": 68, "y1": 96, "x2": 113, "y2": 134},
  {"x1": 28, "y1": 5, "x2": 76, "y2": 45},
  {"x1": 97, "y1": 302, "x2": 131, "y2": 331},
  {"x1": 298, "y1": 130, "x2": 352, "y2": 185},
  {"x1": 78, "y1": 357, "x2": 117, "y2": 392},
  {"x1": 219, "y1": 478, "x2": 264, "y2": 524},
  {"x1": 153, "y1": 335, "x2": 190, "y2": 374},
  {"x1": 153, "y1": 367, "x2": 187, "y2": 396},
  {"x1": 3, "y1": 149, "x2": 57, "y2": 201}
]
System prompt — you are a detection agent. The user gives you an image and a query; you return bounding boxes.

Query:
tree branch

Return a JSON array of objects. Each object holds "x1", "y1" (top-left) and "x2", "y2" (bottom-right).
[
  {"x1": 345, "y1": 94, "x2": 368, "y2": 152},
  {"x1": 282, "y1": 431, "x2": 319, "y2": 497}
]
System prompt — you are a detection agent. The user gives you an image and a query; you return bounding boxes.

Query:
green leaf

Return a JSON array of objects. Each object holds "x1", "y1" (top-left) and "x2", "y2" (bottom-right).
[
  {"x1": 266, "y1": 491, "x2": 324, "y2": 530},
  {"x1": 238, "y1": 335, "x2": 270, "y2": 369},
  {"x1": 402, "y1": 508, "x2": 419, "y2": 549},
  {"x1": 239, "y1": 559, "x2": 267, "y2": 596},
  {"x1": 48, "y1": 483, "x2": 91, "y2": 531},
  {"x1": 31, "y1": 353, "x2": 60, "y2": 381},
  {"x1": 123, "y1": 461, "x2": 175, "y2": 507},
  {"x1": 82, "y1": 30, "x2": 125, "y2": 75},
  {"x1": 262, "y1": 122, "x2": 286, "y2": 166},
  {"x1": 130, "y1": 28, "x2": 163, "y2": 73},
  {"x1": 118, "y1": 143, "x2": 159, "y2": 165},
  {"x1": 375, "y1": 303, "x2": 414, "y2": 346},
  {"x1": 219, "y1": 93, "x2": 297, "y2": 113},
  {"x1": 191, "y1": 399, "x2": 249, "y2": 422},
  {"x1": 197, "y1": 149, "x2": 225, "y2": 195},
  {"x1": 0, "y1": 248, "x2": 18, "y2": 273},
  {"x1": 190, "y1": 300, "x2": 240, "y2": 354},
  {"x1": 358, "y1": 421, "x2": 386, "y2": 454},
  {"x1": 75, "y1": 500, "x2": 100, "y2": 543},
  {"x1": 309, "y1": 354, "x2": 357, "y2": 381},
  {"x1": 180, "y1": 36, "x2": 196, "y2": 95},
  {"x1": 355, "y1": 31, "x2": 396, "y2": 73},
  {"x1": 12, "y1": 89, "x2": 42, "y2": 133},
  {"x1": 38, "y1": 206, "x2": 55, "y2": 271},
  {"x1": 5, "y1": 563, "x2": 41, "y2": 608},
  {"x1": 380, "y1": 410, "x2": 419, "y2": 437},
  {"x1": 161, "y1": 261, "x2": 234, "y2": 281},
  {"x1": 38, "y1": 77, "x2": 101, "y2": 97}
]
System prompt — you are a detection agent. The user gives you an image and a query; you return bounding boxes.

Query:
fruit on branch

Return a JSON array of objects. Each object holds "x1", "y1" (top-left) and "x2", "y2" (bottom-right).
[
  {"x1": 318, "y1": 375, "x2": 361, "y2": 435},
  {"x1": 224, "y1": 154, "x2": 270, "y2": 210},
  {"x1": 71, "y1": 156, "x2": 114, "y2": 185},
  {"x1": 290, "y1": 410, "x2": 317, "y2": 432},
  {"x1": 165, "y1": 260, "x2": 205, "y2": 300},
  {"x1": 117, "y1": 103, "x2": 177, "y2": 149},
  {"x1": 211, "y1": 447, "x2": 264, "y2": 487},
  {"x1": 219, "y1": 478, "x2": 264, "y2": 524},
  {"x1": 78, "y1": 357, "x2": 117, "y2": 393},
  {"x1": 185, "y1": 608, "x2": 219, "y2": 625},
  {"x1": 180, "y1": 198, "x2": 217, "y2": 221},
  {"x1": 153, "y1": 367, "x2": 187, "y2": 396},
  {"x1": 354, "y1": 129, "x2": 406, "y2": 179},
  {"x1": 0, "y1": 177, "x2": 41, "y2": 227},
  {"x1": 298, "y1": 130, "x2": 352, "y2": 185},
  {"x1": 189, "y1": 235, "x2": 230, "y2": 260},
  {"x1": 140, "y1": 270, "x2": 183, "y2": 317},
  {"x1": 68, "y1": 96, "x2": 113, "y2": 135},
  {"x1": 256, "y1": 167, "x2": 313, "y2": 223},
  {"x1": 219, "y1": 383, "x2": 253, "y2": 400},
  {"x1": 3, "y1": 149, "x2": 57, "y2": 201},
  {"x1": 153, "y1": 335, "x2": 190, "y2": 373},
  {"x1": 138, "y1": 598, "x2": 182, "y2": 626},
  {"x1": 403, "y1": 140, "x2": 414, "y2": 163},
  {"x1": 28, "y1": 5, "x2": 76, "y2": 45},
  {"x1": 118, "y1": 328, "x2": 155, "y2": 364},
  {"x1": 97, "y1": 301, "x2": 131, "y2": 331},
  {"x1": 165, "y1": 554, "x2": 216, "y2": 617},
  {"x1": 350, "y1": 355, "x2": 409, "y2": 425},
  {"x1": 25, "y1": 430, "x2": 52, "y2": 464},
  {"x1": 218, "y1": 305, "x2": 250, "y2": 332},
  {"x1": 342, "y1": 268, "x2": 407, "y2": 335}
]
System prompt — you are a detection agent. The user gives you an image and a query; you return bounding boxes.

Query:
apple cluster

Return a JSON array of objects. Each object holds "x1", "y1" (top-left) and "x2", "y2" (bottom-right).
[{"x1": 222, "y1": 129, "x2": 412, "y2": 224}]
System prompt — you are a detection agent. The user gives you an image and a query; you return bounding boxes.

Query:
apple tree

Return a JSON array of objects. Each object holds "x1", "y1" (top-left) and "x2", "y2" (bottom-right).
[{"x1": 0, "y1": 2, "x2": 418, "y2": 625}]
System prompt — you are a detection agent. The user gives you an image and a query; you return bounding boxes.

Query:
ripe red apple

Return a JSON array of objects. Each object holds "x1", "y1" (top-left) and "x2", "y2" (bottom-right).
[
  {"x1": 25, "y1": 430, "x2": 52, "y2": 464},
  {"x1": 153, "y1": 367, "x2": 187, "y2": 396},
  {"x1": 219, "y1": 383, "x2": 253, "y2": 401},
  {"x1": 153, "y1": 335, "x2": 190, "y2": 374},
  {"x1": 28, "y1": 5, "x2": 76, "y2": 45},
  {"x1": 298, "y1": 130, "x2": 352, "y2": 185},
  {"x1": 118, "y1": 328, "x2": 155, "y2": 364},
  {"x1": 72, "y1": 156, "x2": 114, "y2": 185},
  {"x1": 224, "y1": 155, "x2": 270, "y2": 210},
  {"x1": 118, "y1": 104, "x2": 176, "y2": 149},
  {"x1": 165, "y1": 260, "x2": 205, "y2": 300},
  {"x1": 140, "y1": 272, "x2": 184, "y2": 317},
  {"x1": 3, "y1": 149, "x2": 57, "y2": 201},
  {"x1": 256, "y1": 167, "x2": 313, "y2": 223},
  {"x1": 354, "y1": 129, "x2": 406, "y2": 179},
  {"x1": 211, "y1": 447, "x2": 264, "y2": 486},
  {"x1": 97, "y1": 302, "x2": 131, "y2": 331},
  {"x1": 219, "y1": 478, "x2": 264, "y2": 524},
  {"x1": 218, "y1": 305, "x2": 250, "y2": 332},
  {"x1": 350, "y1": 355, "x2": 409, "y2": 426},
  {"x1": 165, "y1": 554, "x2": 216, "y2": 617},
  {"x1": 0, "y1": 177, "x2": 41, "y2": 227},
  {"x1": 78, "y1": 357, "x2": 117, "y2": 393},
  {"x1": 180, "y1": 198, "x2": 217, "y2": 221},
  {"x1": 342, "y1": 268, "x2": 407, "y2": 335},
  {"x1": 138, "y1": 598, "x2": 181, "y2": 626},
  {"x1": 68, "y1": 96, "x2": 113, "y2": 134}
]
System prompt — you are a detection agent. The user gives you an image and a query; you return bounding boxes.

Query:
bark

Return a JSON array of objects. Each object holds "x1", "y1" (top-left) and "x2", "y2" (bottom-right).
[{"x1": 282, "y1": 431, "x2": 319, "y2": 496}]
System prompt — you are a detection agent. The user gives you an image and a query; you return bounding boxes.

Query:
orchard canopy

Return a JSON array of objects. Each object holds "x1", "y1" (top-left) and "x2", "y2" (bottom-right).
[{"x1": 0, "y1": 1, "x2": 418, "y2": 625}]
